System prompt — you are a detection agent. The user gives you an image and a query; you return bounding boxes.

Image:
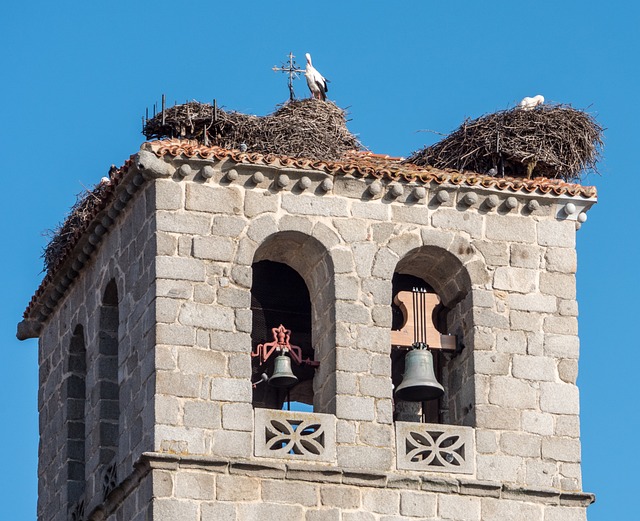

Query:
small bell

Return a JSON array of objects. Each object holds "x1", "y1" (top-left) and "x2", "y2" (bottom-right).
[
  {"x1": 395, "y1": 348, "x2": 444, "y2": 402},
  {"x1": 268, "y1": 353, "x2": 298, "y2": 388}
]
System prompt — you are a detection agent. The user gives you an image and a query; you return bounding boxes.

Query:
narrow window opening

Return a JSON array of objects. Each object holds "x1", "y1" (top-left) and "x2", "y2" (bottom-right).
[
  {"x1": 66, "y1": 325, "x2": 86, "y2": 510},
  {"x1": 98, "y1": 280, "x2": 119, "y2": 468}
]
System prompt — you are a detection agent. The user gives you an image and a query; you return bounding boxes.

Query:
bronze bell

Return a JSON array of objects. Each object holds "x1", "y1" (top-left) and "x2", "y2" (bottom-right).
[
  {"x1": 268, "y1": 353, "x2": 299, "y2": 388},
  {"x1": 395, "y1": 348, "x2": 444, "y2": 402}
]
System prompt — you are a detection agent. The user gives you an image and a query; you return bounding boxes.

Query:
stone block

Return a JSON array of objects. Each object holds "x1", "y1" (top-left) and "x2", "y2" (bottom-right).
[
  {"x1": 156, "y1": 256, "x2": 206, "y2": 281},
  {"x1": 488, "y1": 376, "x2": 537, "y2": 409},
  {"x1": 342, "y1": 512, "x2": 376, "y2": 521},
  {"x1": 359, "y1": 422, "x2": 393, "y2": 447},
  {"x1": 510, "y1": 311, "x2": 544, "y2": 332},
  {"x1": 153, "y1": 498, "x2": 198, "y2": 520},
  {"x1": 545, "y1": 248, "x2": 577, "y2": 273},
  {"x1": 222, "y1": 402, "x2": 253, "y2": 431},
  {"x1": 438, "y1": 494, "x2": 481, "y2": 521},
  {"x1": 476, "y1": 453, "x2": 523, "y2": 483},
  {"x1": 355, "y1": 325, "x2": 389, "y2": 353},
  {"x1": 157, "y1": 232, "x2": 178, "y2": 256},
  {"x1": 177, "y1": 347, "x2": 226, "y2": 375},
  {"x1": 156, "y1": 211, "x2": 211, "y2": 235},
  {"x1": 337, "y1": 445, "x2": 393, "y2": 471},
  {"x1": 525, "y1": 459, "x2": 557, "y2": 488},
  {"x1": 538, "y1": 220, "x2": 575, "y2": 247},
  {"x1": 474, "y1": 352, "x2": 510, "y2": 375},
  {"x1": 336, "y1": 395, "x2": 375, "y2": 421},
  {"x1": 473, "y1": 240, "x2": 509, "y2": 266},
  {"x1": 542, "y1": 437, "x2": 581, "y2": 462},
  {"x1": 200, "y1": 502, "x2": 236, "y2": 521},
  {"x1": 495, "y1": 329, "x2": 526, "y2": 354},
  {"x1": 217, "y1": 286, "x2": 251, "y2": 308},
  {"x1": 473, "y1": 309, "x2": 509, "y2": 329},
  {"x1": 282, "y1": 193, "x2": 349, "y2": 217},
  {"x1": 510, "y1": 244, "x2": 542, "y2": 269},
  {"x1": 493, "y1": 267, "x2": 537, "y2": 293},
  {"x1": 352, "y1": 242, "x2": 377, "y2": 277},
  {"x1": 500, "y1": 432, "x2": 541, "y2": 457},
  {"x1": 540, "y1": 272, "x2": 576, "y2": 299},
  {"x1": 391, "y1": 204, "x2": 430, "y2": 225},
  {"x1": 186, "y1": 184, "x2": 243, "y2": 214},
  {"x1": 237, "y1": 502, "x2": 306, "y2": 521},
  {"x1": 512, "y1": 355, "x2": 556, "y2": 381},
  {"x1": 212, "y1": 430, "x2": 252, "y2": 458},
  {"x1": 179, "y1": 302, "x2": 234, "y2": 331},
  {"x1": 544, "y1": 335, "x2": 579, "y2": 359},
  {"x1": 320, "y1": 485, "x2": 361, "y2": 509},
  {"x1": 211, "y1": 214, "x2": 247, "y2": 237},
  {"x1": 210, "y1": 331, "x2": 252, "y2": 352},
  {"x1": 336, "y1": 301, "x2": 370, "y2": 325},
  {"x1": 555, "y1": 415, "x2": 581, "y2": 437},
  {"x1": 558, "y1": 359, "x2": 578, "y2": 384},
  {"x1": 155, "y1": 394, "x2": 182, "y2": 425},
  {"x1": 306, "y1": 508, "x2": 341, "y2": 521},
  {"x1": 522, "y1": 411, "x2": 554, "y2": 436},
  {"x1": 183, "y1": 400, "x2": 220, "y2": 429},
  {"x1": 475, "y1": 405, "x2": 521, "y2": 430},
  {"x1": 156, "y1": 371, "x2": 200, "y2": 398},
  {"x1": 540, "y1": 382, "x2": 580, "y2": 414},
  {"x1": 332, "y1": 250, "x2": 356, "y2": 274},
  {"x1": 372, "y1": 248, "x2": 399, "y2": 279},
  {"x1": 246, "y1": 214, "x2": 278, "y2": 243},
  {"x1": 156, "y1": 179, "x2": 184, "y2": 210},
  {"x1": 543, "y1": 316, "x2": 578, "y2": 335},
  {"x1": 244, "y1": 190, "x2": 279, "y2": 217},
  {"x1": 359, "y1": 375, "x2": 392, "y2": 399},
  {"x1": 352, "y1": 200, "x2": 391, "y2": 221},
  {"x1": 507, "y1": 293, "x2": 557, "y2": 313},
  {"x1": 399, "y1": 490, "x2": 437, "y2": 518},
  {"x1": 431, "y1": 209, "x2": 483, "y2": 237},
  {"x1": 152, "y1": 469, "x2": 174, "y2": 497},
  {"x1": 544, "y1": 506, "x2": 586, "y2": 521},
  {"x1": 486, "y1": 215, "x2": 536, "y2": 243},
  {"x1": 262, "y1": 479, "x2": 318, "y2": 507},
  {"x1": 362, "y1": 488, "x2": 400, "y2": 515},
  {"x1": 558, "y1": 299, "x2": 579, "y2": 317},
  {"x1": 481, "y1": 498, "x2": 543, "y2": 521},
  {"x1": 193, "y1": 236, "x2": 236, "y2": 261},
  {"x1": 210, "y1": 378, "x2": 251, "y2": 402},
  {"x1": 333, "y1": 218, "x2": 369, "y2": 242},
  {"x1": 388, "y1": 233, "x2": 423, "y2": 258},
  {"x1": 174, "y1": 471, "x2": 215, "y2": 500},
  {"x1": 475, "y1": 429, "x2": 498, "y2": 454}
]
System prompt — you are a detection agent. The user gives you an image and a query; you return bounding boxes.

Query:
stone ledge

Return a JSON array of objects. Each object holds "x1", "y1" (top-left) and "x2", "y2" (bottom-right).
[{"x1": 139, "y1": 452, "x2": 595, "y2": 507}]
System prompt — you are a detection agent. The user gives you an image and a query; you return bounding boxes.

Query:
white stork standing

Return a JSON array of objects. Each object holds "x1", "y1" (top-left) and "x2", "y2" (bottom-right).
[
  {"x1": 519, "y1": 94, "x2": 544, "y2": 110},
  {"x1": 305, "y1": 53, "x2": 328, "y2": 101}
]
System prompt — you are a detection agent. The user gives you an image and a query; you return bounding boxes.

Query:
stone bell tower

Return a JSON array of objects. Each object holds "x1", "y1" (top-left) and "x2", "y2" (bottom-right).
[{"x1": 19, "y1": 137, "x2": 596, "y2": 520}]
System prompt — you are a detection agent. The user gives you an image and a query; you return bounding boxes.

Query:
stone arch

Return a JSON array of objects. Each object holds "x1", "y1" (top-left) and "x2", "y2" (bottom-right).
[
  {"x1": 391, "y1": 242, "x2": 477, "y2": 426},
  {"x1": 251, "y1": 230, "x2": 336, "y2": 414}
]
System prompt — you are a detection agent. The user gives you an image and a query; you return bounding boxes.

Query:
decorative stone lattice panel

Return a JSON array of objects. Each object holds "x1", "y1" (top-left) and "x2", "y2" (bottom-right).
[
  {"x1": 395, "y1": 421, "x2": 475, "y2": 474},
  {"x1": 254, "y1": 408, "x2": 336, "y2": 462}
]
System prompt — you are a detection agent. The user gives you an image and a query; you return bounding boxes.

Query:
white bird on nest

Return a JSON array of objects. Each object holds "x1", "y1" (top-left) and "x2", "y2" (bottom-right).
[
  {"x1": 305, "y1": 53, "x2": 328, "y2": 101},
  {"x1": 519, "y1": 95, "x2": 544, "y2": 110}
]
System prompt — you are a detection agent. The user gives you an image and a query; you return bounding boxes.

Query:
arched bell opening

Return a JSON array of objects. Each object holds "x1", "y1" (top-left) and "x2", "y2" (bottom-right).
[
  {"x1": 251, "y1": 260, "x2": 314, "y2": 410},
  {"x1": 391, "y1": 246, "x2": 473, "y2": 426},
  {"x1": 250, "y1": 231, "x2": 336, "y2": 414}
]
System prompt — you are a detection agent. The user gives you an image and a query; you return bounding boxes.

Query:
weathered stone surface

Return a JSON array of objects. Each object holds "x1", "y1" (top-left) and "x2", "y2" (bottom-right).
[
  {"x1": 486, "y1": 215, "x2": 536, "y2": 243},
  {"x1": 493, "y1": 267, "x2": 538, "y2": 294},
  {"x1": 399, "y1": 491, "x2": 437, "y2": 517},
  {"x1": 540, "y1": 382, "x2": 580, "y2": 414},
  {"x1": 538, "y1": 220, "x2": 575, "y2": 247},
  {"x1": 438, "y1": 494, "x2": 481, "y2": 521},
  {"x1": 512, "y1": 355, "x2": 556, "y2": 381},
  {"x1": 186, "y1": 184, "x2": 243, "y2": 214}
]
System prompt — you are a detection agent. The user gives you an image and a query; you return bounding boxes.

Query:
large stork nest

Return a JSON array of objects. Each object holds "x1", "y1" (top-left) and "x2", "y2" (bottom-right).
[
  {"x1": 42, "y1": 179, "x2": 113, "y2": 273},
  {"x1": 405, "y1": 105, "x2": 603, "y2": 181},
  {"x1": 143, "y1": 99, "x2": 361, "y2": 162}
]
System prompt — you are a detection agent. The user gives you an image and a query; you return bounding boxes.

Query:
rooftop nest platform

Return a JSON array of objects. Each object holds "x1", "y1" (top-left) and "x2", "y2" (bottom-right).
[
  {"x1": 405, "y1": 105, "x2": 603, "y2": 181},
  {"x1": 143, "y1": 99, "x2": 362, "y2": 162}
]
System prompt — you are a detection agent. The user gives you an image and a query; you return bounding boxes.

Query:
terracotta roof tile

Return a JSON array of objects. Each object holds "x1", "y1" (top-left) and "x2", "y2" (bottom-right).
[{"x1": 149, "y1": 139, "x2": 597, "y2": 198}]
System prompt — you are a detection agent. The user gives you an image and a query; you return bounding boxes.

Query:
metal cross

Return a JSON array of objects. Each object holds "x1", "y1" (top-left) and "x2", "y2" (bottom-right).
[{"x1": 272, "y1": 52, "x2": 303, "y2": 101}]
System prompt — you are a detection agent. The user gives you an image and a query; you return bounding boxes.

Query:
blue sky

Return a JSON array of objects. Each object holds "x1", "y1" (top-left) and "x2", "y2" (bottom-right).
[{"x1": 1, "y1": 1, "x2": 638, "y2": 519}]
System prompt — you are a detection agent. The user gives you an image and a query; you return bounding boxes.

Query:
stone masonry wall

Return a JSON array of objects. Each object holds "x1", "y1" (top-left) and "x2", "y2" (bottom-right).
[
  {"x1": 36, "y1": 182, "x2": 157, "y2": 521},
  {"x1": 148, "y1": 155, "x2": 588, "y2": 504},
  {"x1": 34, "y1": 147, "x2": 594, "y2": 520}
]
